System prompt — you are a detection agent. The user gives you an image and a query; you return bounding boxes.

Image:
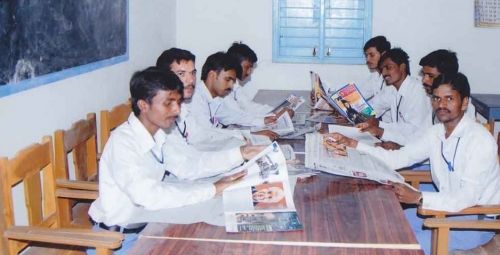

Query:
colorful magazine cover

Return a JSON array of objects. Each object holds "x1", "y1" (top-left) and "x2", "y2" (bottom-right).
[{"x1": 327, "y1": 83, "x2": 376, "y2": 124}]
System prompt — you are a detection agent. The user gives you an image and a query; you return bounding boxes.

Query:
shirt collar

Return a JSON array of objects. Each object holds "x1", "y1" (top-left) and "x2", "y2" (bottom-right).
[
  {"x1": 437, "y1": 115, "x2": 471, "y2": 141},
  {"x1": 199, "y1": 81, "x2": 215, "y2": 102},
  {"x1": 127, "y1": 113, "x2": 167, "y2": 154},
  {"x1": 396, "y1": 75, "x2": 412, "y2": 96}
]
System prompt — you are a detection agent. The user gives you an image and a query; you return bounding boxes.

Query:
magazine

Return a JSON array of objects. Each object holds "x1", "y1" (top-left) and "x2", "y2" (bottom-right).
[
  {"x1": 326, "y1": 83, "x2": 376, "y2": 124},
  {"x1": 269, "y1": 94, "x2": 306, "y2": 114},
  {"x1": 304, "y1": 133, "x2": 405, "y2": 185},
  {"x1": 310, "y1": 71, "x2": 334, "y2": 111},
  {"x1": 250, "y1": 112, "x2": 294, "y2": 136},
  {"x1": 222, "y1": 142, "x2": 303, "y2": 233}
]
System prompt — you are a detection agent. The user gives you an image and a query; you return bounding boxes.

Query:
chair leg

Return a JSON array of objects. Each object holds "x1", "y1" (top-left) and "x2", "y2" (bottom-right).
[
  {"x1": 434, "y1": 227, "x2": 450, "y2": 255},
  {"x1": 96, "y1": 247, "x2": 113, "y2": 255}
]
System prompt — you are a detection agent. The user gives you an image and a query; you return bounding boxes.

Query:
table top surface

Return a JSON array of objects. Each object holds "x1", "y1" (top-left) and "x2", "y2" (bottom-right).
[{"x1": 129, "y1": 89, "x2": 423, "y2": 255}]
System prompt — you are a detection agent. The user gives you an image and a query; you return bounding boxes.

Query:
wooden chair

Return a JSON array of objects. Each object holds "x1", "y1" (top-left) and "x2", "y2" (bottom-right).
[
  {"x1": 418, "y1": 131, "x2": 500, "y2": 255},
  {"x1": 54, "y1": 113, "x2": 99, "y2": 227},
  {"x1": 0, "y1": 136, "x2": 123, "y2": 255},
  {"x1": 100, "y1": 100, "x2": 131, "y2": 152}
]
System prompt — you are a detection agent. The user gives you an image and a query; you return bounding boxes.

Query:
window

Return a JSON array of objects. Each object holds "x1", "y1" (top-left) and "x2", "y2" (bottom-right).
[{"x1": 273, "y1": 0, "x2": 372, "y2": 64}]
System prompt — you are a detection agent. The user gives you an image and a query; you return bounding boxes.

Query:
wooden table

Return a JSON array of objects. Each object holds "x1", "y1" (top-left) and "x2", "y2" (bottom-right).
[{"x1": 129, "y1": 90, "x2": 423, "y2": 255}]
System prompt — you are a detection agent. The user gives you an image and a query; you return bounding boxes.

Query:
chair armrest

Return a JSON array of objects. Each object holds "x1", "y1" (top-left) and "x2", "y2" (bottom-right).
[
  {"x1": 424, "y1": 218, "x2": 500, "y2": 230},
  {"x1": 5, "y1": 226, "x2": 123, "y2": 249},
  {"x1": 418, "y1": 204, "x2": 500, "y2": 217},
  {"x1": 56, "y1": 179, "x2": 98, "y2": 191},
  {"x1": 56, "y1": 188, "x2": 99, "y2": 200}
]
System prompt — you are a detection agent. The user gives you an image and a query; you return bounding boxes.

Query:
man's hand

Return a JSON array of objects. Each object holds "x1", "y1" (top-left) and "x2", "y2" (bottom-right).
[
  {"x1": 240, "y1": 145, "x2": 266, "y2": 161},
  {"x1": 275, "y1": 107, "x2": 295, "y2": 119},
  {"x1": 264, "y1": 115, "x2": 278, "y2": 125},
  {"x1": 389, "y1": 181, "x2": 422, "y2": 204},
  {"x1": 356, "y1": 122, "x2": 384, "y2": 138},
  {"x1": 214, "y1": 170, "x2": 247, "y2": 195},
  {"x1": 322, "y1": 133, "x2": 358, "y2": 156},
  {"x1": 375, "y1": 141, "x2": 402, "y2": 150},
  {"x1": 252, "y1": 130, "x2": 279, "y2": 140}
]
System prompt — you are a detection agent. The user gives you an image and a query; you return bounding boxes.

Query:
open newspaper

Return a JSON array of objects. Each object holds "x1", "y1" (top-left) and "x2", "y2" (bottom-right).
[
  {"x1": 223, "y1": 142, "x2": 303, "y2": 233},
  {"x1": 310, "y1": 71, "x2": 334, "y2": 111},
  {"x1": 305, "y1": 133, "x2": 405, "y2": 184},
  {"x1": 250, "y1": 112, "x2": 294, "y2": 136},
  {"x1": 325, "y1": 83, "x2": 376, "y2": 124},
  {"x1": 328, "y1": 125, "x2": 380, "y2": 146},
  {"x1": 270, "y1": 94, "x2": 306, "y2": 114}
]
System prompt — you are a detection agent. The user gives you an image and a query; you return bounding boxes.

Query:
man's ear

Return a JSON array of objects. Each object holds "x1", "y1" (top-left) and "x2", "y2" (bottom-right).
[
  {"x1": 400, "y1": 63, "x2": 407, "y2": 74},
  {"x1": 462, "y1": 96, "x2": 469, "y2": 111},
  {"x1": 137, "y1": 99, "x2": 149, "y2": 113}
]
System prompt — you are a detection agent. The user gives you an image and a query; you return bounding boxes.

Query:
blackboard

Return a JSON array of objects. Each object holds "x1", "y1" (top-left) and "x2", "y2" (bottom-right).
[{"x1": 0, "y1": 0, "x2": 128, "y2": 98}]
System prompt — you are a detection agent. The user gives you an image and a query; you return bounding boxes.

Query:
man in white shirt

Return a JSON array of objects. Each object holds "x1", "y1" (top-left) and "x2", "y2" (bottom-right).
[
  {"x1": 88, "y1": 68, "x2": 246, "y2": 255},
  {"x1": 357, "y1": 48, "x2": 432, "y2": 146},
  {"x1": 360, "y1": 36, "x2": 395, "y2": 121},
  {"x1": 218, "y1": 42, "x2": 292, "y2": 128},
  {"x1": 156, "y1": 48, "x2": 264, "y2": 178},
  {"x1": 324, "y1": 72, "x2": 499, "y2": 254},
  {"x1": 419, "y1": 49, "x2": 476, "y2": 124},
  {"x1": 189, "y1": 52, "x2": 278, "y2": 146}
]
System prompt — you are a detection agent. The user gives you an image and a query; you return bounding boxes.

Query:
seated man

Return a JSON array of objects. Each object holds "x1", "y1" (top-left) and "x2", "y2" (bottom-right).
[
  {"x1": 218, "y1": 42, "x2": 293, "y2": 127},
  {"x1": 156, "y1": 48, "x2": 264, "y2": 179},
  {"x1": 87, "y1": 67, "x2": 245, "y2": 255},
  {"x1": 359, "y1": 35, "x2": 395, "y2": 122},
  {"x1": 324, "y1": 72, "x2": 499, "y2": 254},
  {"x1": 357, "y1": 48, "x2": 431, "y2": 146}
]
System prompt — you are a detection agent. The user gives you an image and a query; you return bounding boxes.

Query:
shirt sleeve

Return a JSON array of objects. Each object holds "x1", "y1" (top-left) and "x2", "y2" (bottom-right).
[
  {"x1": 422, "y1": 133, "x2": 498, "y2": 212},
  {"x1": 215, "y1": 95, "x2": 265, "y2": 127},
  {"x1": 164, "y1": 138, "x2": 244, "y2": 180},
  {"x1": 105, "y1": 139, "x2": 216, "y2": 211}
]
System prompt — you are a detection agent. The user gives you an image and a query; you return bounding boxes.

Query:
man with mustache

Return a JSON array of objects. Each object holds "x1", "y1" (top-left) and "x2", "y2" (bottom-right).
[
  {"x1": 155, "y1": 48, "x2": 265, "y2": 180},
  {"x1": 359, "y1": 36, "x2": 395, "y2": 122},
  {"x1": 357, "y1": 48, "x2": 431, "y2": 146},
  {"x1": 87, "y1": 67, "x2": 245, "y2": 255},
  {"x1": 323, "y1": 72, "x2": 499, "y2": 254}
]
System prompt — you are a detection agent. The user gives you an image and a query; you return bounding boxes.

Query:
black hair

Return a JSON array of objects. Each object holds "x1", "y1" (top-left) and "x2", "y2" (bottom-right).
[
  {"x1": 431, "y1": 72, "x2": 470, "y2": 100},
  {"x1": 201, "y1": 52, "x2": 242, "y2": 82},
  {"x1": 363, "y1": 36, "x2": 391, "y2": 53},
  {"x1": 130, "y1": 67, "x2": 184, "y2": 116},
  {"x1": 419, "y1": 49, "x2": 458, "y2": 75},
  {"x1": 227, "y1": 42, "x2": 258, "y2": 64},
  {"x1": 379, "y1": 48, "x2": 411, "y2": 76},
  {"x1": 156, "y1": 48, "x2": 195, "y2": 71}
]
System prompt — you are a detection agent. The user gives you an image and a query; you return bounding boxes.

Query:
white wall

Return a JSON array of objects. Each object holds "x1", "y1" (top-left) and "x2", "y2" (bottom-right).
[
  {"x1": 0, "y1": 0, "x2": 176, "y2": 224},
  {"x1": 176, "y1": 0, "x2": 500, "y2": 96}
]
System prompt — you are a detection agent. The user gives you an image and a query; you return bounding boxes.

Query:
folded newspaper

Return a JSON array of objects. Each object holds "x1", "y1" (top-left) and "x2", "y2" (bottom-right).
[
  {"x1": 222, "y1": 142, "x2": 303, "y2": 233},
  {"x1": 250, "y1": 112, "x2": 294, "y2": 136},
  {"x1": 270, "y1": 94, "x2": 306, "y2": 114},
  {"x1": 326, "y1": 83, "x2": 376, "y2": 124},
  {"x1": 305, "y1": 133, "x2": 405, "y2": 184}
]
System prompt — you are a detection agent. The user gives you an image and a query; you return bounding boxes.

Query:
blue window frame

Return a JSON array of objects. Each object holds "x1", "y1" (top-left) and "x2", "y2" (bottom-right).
[{"x1": 273, "y1": 0, "x2": 372, "y2": 64}]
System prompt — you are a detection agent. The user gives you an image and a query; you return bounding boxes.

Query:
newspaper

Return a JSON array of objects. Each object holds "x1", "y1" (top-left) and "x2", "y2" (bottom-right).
[
  {"x1": 325, "y1": 83, "x2": 376, "y2": 124},
  {"x1": 223, "y1": 142, "x2": 302, "y2": 233},
  {"x1": 251, "y1": 112, "x2": 294, "y2": 136},
  {"x1": 270, "y1": 94, "x2": 306, "y2": 114},
  {"x1": 305, "y1": 133, "x2": 405, "y2": 184},
  {"x1": 328, "y1": 125, "x2": 380, "y2": 146},
  {"x1": 310, "y1": 71, "x2": 334, "y2": 111}
]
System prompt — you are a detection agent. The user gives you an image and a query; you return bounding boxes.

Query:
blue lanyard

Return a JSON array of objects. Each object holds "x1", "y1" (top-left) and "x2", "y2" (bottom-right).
[
  {"x1": 208, "y1": 102, "x2": 222, "y2": 126},
  {"x1": 175, "y1": 120, "x2": 187, "y2": 139},
  {"x1": 151, "y1": 142, "x2": 165, "y2": 164},
  {"x1": 440, "y1": 137, "x2": 461, "y2": 172},
  {"x1": 396, "y1": 96, "x2": 403, "y2": 122}
]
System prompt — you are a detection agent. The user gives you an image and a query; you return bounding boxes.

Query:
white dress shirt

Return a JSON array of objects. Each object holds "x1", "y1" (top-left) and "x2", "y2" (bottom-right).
[
  {"x1": 186, "y1": 83, "x2": 246, "y2": 149},
  {"x1": 360, "y1": 72, "x2": 396, "y2": 122},
  {"x1": 217, "y1": 83, "x2": 273, "y2": 127},
  {"x1": 379, "y1": 76, "x2": 432, "y2": 145},
  {"x1": 89, "y1": 113, "x2": 216, "y2": 226},
  {"x1": 357, "y1": 116, "x2": 500, "y2": 212}
]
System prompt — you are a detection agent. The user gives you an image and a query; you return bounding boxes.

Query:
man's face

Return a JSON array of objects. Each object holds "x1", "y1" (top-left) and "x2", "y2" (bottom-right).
[
  {"x1": 170, "y1": 60, "x2": 196, "y2": 99},
  {"x1": 240, "y1": 59, "x2": 254, "y2": 81},
  {"x1": 420, "y1": 66, "x2": 440, "y2": 95},
  {"x1": 364, "y1": 47, "x2": 381, "y2": 71},
  {"x1": 139, "y1": 90, "x2": 182, "y2": 133},
  {"x1": 431, "y1": 84, "x2": 467, "y2": 124},
  {"x1": 211, "y1": 69, "x2": 236, "y2": 97},
  {"x1": 380, "y1": 58, "x2": 407, "y2": 88}
]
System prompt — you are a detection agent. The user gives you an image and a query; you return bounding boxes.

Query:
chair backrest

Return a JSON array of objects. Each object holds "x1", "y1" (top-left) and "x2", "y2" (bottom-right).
[
  {"x1": 54, "y1": 113, "x2": 98, "y2": 182},
  {"x1": 0, "y1": 136, "x2": 58, "y2": 254},
  {"x1": 100, "y1": 100, "x2": 131, "y2": 152}
]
